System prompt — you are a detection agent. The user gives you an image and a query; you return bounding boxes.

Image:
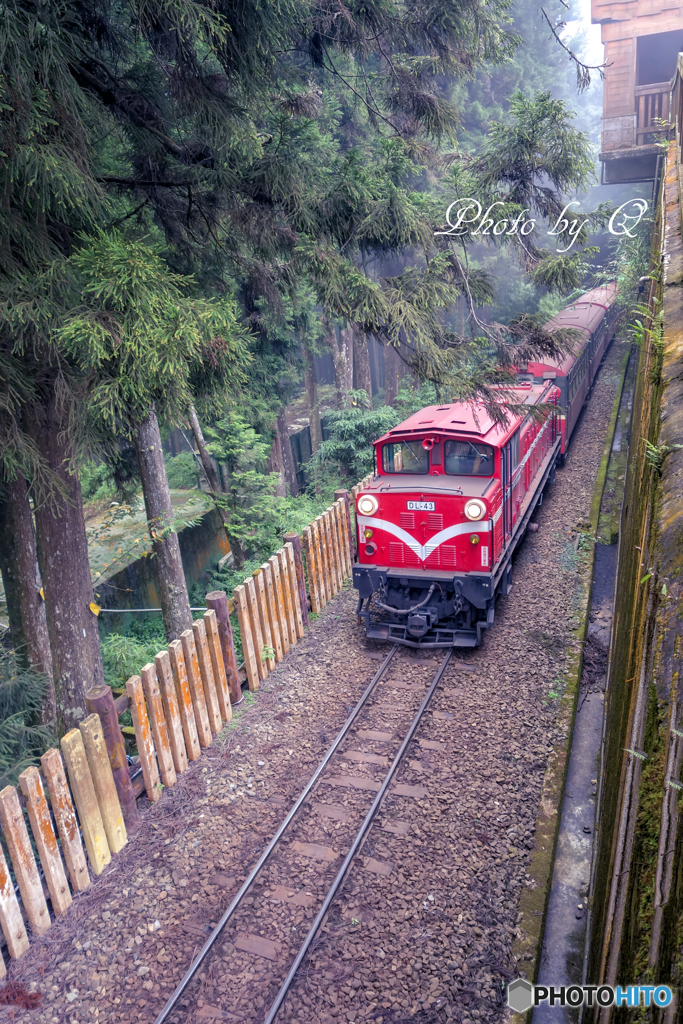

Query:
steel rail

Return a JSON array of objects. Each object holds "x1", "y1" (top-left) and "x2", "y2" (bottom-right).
[
  {"x1": 263, "y1": 647, "x2": 453, "y2": 1024},
  {"x1": 154, "y1": 643, "x2": 399, "y2": 1024}
]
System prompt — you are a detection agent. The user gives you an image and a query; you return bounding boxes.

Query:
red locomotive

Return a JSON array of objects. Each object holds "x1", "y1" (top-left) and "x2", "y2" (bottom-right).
[{"x1": 352, "y1": 284, "x2": 619, "y2": 648}]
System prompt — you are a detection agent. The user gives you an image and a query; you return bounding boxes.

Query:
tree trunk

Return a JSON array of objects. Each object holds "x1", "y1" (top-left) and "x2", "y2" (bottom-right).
[
  {"x1": 303, "y1": 346, "x2": 323, "y2": 454},
  {"x1": 353, "y1": 329, "x2": 373, "y2": 409},
  {"x1": 276, "y1": 408, "x2": 299, "y2": 497},
  {"x1": 0, "y1": 475, "x2": 55, "y2": 724},
  {"x1": 134, "y1": 407, "x2": 192, "y2": 641},
  {"x1": 266, "y1": 422, "x2": 287, "y2": 498},
  {"x1": 328, "y1": 326, "x2": 354, "y2": 407},
  {"x1": 384, "y1": 344, "x2": 403, "y2": 406},
  {"x1": 28, "y1": 398, "x2": 104, "y2": 734},
  {"x1": 186, "y1": 405, "x2": 247, "y2": 570},
  {"x1": 187, "y1": 406, "x2": 221, "y2": 496}
]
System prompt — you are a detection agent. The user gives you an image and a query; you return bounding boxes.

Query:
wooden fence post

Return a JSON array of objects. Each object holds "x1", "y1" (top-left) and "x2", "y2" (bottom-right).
[
  {"x1": 79, "y1": 715, "x2": 127, "y2": 855},
  {"x1": 314, "y1": 516, "x2": 331, "y2": 604},
  {"x1": 168, "y1": 640, "x2": 201, "y2": 761},
  {"x1": 192, "y1": 619, "x2": 223, "y2": 734},
  {"x1": 268, "y1": 555, "x2": 290, "y2": 654},
  {"x1": 141, "y1": 665, "x2": 178, "y2": 786},
  {"x1": 308, "y1": 519, "x2": 322, "y2": 608},
  {"x1": 154, "y1": 651, "x2": 189, "y2": 774},
  {"x1": 335, "y1": 489, "x2": 354, "y2": 567},
  {"x1": 328, "y1": 506, "x2": 344, "y2": 590},
  {"x1": 180, "y1": 629, "x2": 213, "y2": 746},
  {"x1": 301, "y1": 527, "x2": 320, "y2": 615},
  {"x1": 284, "y1": 542, "x2": 305, "y2": 639},
  {"x1": 283, "y1": 532, "x2": 309, "y2": 627},
  {"x1": 245, "y1": 576, "x2": 267, "y2": 681},
  {"x1": 85, "y1": 685, "x2": 140, "y2": 831},
  {"x1": 260, "y1": 562, "x2": 283, "y2": 662},
  {"x1": 0, "y1": 841, "x2": 28, "y2": 959},
  {"x1": 323, "y1": 511, "x2": 340, "y2": 594},
  {"x1": 18, "y1": 767, "x2": 72, "y2": 917},
  {"x1": 203, "y1": 610, "x2": 232, "y2": 723},
  {"x1": 334, "y1": 504, "x2": 347, "y2": 582},
  {"x1": 61, "y1": 730, "x2": 112, "y2": 874},
  {"x1": 205, "y1": 591, "x2": 242, "y2": 707},
  {"x1": 334, "y1": 500, "x2": 350, "y2": 577},
  {"x1": 277, "y1": 549, "x2": 297, "y2": 646},
  {"x1": 125, "y1": 676, "x2": 161, "y2": 803},
  {"x1": 40, "y1": 749, "x2": 90, "y2": 892},
  {"x1": 334, "y1": 499, "x2": 351, "y2": 577},
  {"x1": 234, "y1": 584, "x2": 259, "y2": 690},
  {"x1": 253, "y1": 571, "x2": 275, "y2": 673},
  {"x1": 0, "y1": 787, "x2": 51, "y2": 936}
]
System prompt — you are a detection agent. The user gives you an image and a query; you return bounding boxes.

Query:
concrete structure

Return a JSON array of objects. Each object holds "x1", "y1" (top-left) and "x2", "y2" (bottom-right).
[{"x1": 592, "y1": 0, "x2": 683, "y2": 182}]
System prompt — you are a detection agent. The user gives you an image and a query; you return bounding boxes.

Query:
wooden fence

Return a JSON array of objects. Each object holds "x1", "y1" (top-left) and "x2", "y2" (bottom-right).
[{"x1": 0, "y1": 480, "x2": 374, "y2": 967}]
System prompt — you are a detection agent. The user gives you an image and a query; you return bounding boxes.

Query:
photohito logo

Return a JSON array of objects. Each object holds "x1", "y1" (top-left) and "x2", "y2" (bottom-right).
[{"x1": 507, "y1": 980, "x2": 673, "y2": 1013}]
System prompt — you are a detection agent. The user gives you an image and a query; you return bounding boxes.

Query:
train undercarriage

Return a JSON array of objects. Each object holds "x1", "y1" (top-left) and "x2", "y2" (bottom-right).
[{"x1": 353, "y1": 565, "x2": 507, "y2": 648}]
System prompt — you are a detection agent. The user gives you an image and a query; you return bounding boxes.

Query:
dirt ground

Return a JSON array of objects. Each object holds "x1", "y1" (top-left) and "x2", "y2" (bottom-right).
[{"x1": 4, "y1": 340, "x2": 627, "y2": 1024}]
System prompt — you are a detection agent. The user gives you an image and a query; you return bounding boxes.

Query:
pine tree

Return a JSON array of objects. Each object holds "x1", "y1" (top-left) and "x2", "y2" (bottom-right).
[{"x1": 57, "y1": 232, "x2": 252, "y2": 638}]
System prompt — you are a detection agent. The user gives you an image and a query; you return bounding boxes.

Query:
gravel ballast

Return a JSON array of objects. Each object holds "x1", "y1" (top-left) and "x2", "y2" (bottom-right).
[{"x1": 5, "y1": 339, "x2": 626, "y2": 1024}]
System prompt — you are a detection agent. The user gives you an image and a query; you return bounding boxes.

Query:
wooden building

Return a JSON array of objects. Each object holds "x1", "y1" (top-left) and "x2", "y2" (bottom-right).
[{"x1": 592, "y1": 0, "x2": 683, "y2": 182}]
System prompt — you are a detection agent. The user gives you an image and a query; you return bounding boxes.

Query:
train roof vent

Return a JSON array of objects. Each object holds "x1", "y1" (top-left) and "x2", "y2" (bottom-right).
[
  {"x1": 451, "y1": 419, "x2": 467, "y2": 424},
  {"x1": 418, "y1": 419, "x2": 433, "y2": 423},
  {"x1": 436, "y1": 406, "x2": 451, "y2": 410}
]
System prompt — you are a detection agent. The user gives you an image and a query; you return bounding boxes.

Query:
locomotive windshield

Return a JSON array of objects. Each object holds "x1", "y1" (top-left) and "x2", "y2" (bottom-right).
[
  {"x1": 382, "y1": 441, "x2": 429, "y2": 474},
  {"x1": 444, "y1": 440, "x2": 494, "y2": 476}
]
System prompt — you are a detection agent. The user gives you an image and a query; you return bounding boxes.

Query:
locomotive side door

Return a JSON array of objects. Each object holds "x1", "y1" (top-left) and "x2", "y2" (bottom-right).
[{"x1": 502, "y1": 442, "x2": 512, "y2": 541}]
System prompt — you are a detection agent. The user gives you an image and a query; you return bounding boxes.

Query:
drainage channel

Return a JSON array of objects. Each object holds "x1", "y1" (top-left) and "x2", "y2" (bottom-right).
[{"x1": 532, "y1": 343, "x2": 637, "y2": 1022}]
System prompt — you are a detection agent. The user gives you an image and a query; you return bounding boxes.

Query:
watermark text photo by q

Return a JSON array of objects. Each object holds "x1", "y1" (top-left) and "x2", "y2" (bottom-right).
[{"x1": 434, "y1": 198, "x2": 649, "y2": 251}]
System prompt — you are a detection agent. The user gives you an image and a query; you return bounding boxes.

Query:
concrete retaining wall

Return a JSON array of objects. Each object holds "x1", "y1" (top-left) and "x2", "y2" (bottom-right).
[{"x1": 586, "y1": 140, "x2": 683, "y2": 1010}]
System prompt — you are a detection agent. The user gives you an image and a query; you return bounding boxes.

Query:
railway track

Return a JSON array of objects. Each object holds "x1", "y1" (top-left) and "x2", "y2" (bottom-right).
[
  {"x1": 8, "y1": 339, "x2": 627, "y2": 1024},
  {"x1": 155, "y1": 645, "x2": 462, "y2": 1024}
]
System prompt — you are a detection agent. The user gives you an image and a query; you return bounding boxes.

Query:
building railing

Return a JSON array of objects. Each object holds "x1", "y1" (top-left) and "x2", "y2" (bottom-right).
[
  {"x1": 635, "y1": 82, "x2": 671, "y2": 146},
  {"x1": 601, "y1": 75, "x2": 675, "y2": 153}
]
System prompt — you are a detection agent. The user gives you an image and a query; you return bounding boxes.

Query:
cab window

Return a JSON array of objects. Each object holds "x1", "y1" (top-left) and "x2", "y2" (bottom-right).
[
  {"x1": 444, "y1": 440, "x2": 494, "y2": 476},
  {"x1": 382, "y1": 441, "x2": 429, "y2": 474}
]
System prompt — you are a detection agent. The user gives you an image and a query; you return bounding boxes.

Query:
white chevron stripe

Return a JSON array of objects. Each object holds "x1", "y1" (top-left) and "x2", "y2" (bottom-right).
[
  {"x1": 358, "y1": 515, "x2": 490, "y2": 562},
  {"x1": 357, "y1": 417, "x2": 554, "y2": 562}
]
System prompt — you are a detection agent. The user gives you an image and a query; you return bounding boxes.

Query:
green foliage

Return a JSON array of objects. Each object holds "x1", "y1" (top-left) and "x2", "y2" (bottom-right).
[
  {"x1": 630, "y1": 304, "x2": 664, "y2": 351},
  {"x1": 313, "y1": 378, "x2": 441, "y2": 479},
  {"x1": 643, "y1": 440, "x2": 683, "y2": 474},
  {"x1": 100, "y1": 617, "x2": 167, "y2": 688},
  {"x1": 0, "y1": 653, "x2": 55, "y2": 788},
  {"x1": 58, "y1": 232, "x2": 253, "y2": 433},
  {"x1": 205, "y1": 412, "x2": 352, "y2": 563},
  {"x1": 79, "y1": 460, "x2": 118, "y2": 504},
  {"x1": 206, "y1": 412, "x2": 284, "y2": 562},
  {"x1": 476, "y1": 92, "x2": 595, "y2": 216},
  {"x1": 165, "y1": 452, "x2": 200, "y2": 490}
]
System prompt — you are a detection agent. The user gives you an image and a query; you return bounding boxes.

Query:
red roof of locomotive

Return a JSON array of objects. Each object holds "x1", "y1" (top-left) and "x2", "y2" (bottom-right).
[{"x1": 373, "y1": 380, "x2": 556, "y2": 449}]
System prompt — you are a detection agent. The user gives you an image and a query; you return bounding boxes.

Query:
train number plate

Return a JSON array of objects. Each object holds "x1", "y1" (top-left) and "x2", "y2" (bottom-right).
[{"x1": 406, "y1": 501, "x2": 435, "y2": 511}]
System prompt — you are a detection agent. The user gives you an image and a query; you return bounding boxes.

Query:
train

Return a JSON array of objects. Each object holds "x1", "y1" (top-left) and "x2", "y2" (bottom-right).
[{"x1": 351, "y1": 283, "x2": 620, "y2": 649}]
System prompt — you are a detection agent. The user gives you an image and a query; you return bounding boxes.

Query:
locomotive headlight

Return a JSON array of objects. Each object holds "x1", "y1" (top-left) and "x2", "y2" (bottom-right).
[
  {"x1": 364, "y1": 529, "x2": 374, "y2": 539},
  {"x1": 357, "y1": 495, "x2": 378, "y2": 516},
  {"x1": 464, "y1": 499, "x2": 486, "y2": 521}
]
